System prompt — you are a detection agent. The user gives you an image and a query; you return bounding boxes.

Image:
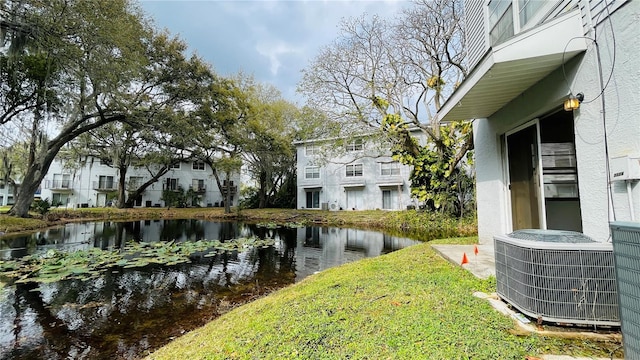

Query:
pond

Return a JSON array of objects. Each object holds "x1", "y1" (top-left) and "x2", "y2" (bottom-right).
[{"x1": 0, "y1": 219, "x2": 417, "y2": 359}]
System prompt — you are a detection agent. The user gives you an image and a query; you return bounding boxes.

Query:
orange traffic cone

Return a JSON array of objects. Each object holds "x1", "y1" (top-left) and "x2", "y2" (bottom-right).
[
  {"x1": 461, "y1": 252, "x2": 469, "y2": 265},
  {"x1": 474, "y1": 244, "x2": 479, "y2": 255}
]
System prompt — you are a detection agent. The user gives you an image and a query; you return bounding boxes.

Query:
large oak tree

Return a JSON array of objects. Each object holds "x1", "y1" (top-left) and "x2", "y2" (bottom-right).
[{"x1": 0, "y1": 0, "x2": 209, "y2": 217}]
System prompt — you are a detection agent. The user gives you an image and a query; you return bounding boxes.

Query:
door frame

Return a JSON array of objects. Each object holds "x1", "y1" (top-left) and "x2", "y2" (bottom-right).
[{"x1": 503, "y1": 119, "x2": 547, "y2": 232}]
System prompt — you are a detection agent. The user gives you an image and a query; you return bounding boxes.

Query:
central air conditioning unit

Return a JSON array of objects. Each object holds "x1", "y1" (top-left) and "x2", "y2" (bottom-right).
[{"x1": 494, "y1": 229, "x2": 619, "y2": 326}]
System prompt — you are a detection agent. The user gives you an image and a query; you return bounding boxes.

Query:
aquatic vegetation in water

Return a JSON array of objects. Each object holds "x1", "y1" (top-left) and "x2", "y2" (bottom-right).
[
  {"x1": 0, "y1": 237, "x2": 274, "y2": 285},
  {"x1": 283, "y1": 222, "x2": 307, "y2": 228},
  {"x1": 256, "y1": 221, "x2": 307, "y2": 229}
]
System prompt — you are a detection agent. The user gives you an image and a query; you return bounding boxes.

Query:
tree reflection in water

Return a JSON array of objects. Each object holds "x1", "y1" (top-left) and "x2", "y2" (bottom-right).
[{"x1": 0, "y1": 220, "x2": 415, "y2": 359}]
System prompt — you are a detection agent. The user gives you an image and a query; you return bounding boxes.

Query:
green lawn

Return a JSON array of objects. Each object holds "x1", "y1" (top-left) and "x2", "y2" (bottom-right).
[
  {"x1": 0, "y1": 214, "x2": 48, "y2": 233},
  {"x1": 0, "y1": 208, "x2": 621, "y2": 358},
  {"x1": 146, "y1": 243, "x2": 620, "y2": 360}
]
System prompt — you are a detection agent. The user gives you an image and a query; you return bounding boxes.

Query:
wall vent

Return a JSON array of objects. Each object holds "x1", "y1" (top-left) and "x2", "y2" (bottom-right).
[{"x1": 495, "y1": 229, "x2": 619, "y2": 326}]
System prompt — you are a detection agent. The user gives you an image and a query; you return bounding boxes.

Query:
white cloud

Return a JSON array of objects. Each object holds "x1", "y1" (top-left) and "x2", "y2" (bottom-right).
[
  {"x1": 140, "y1": 0, "x2": 411, "y2": 103},
  {"x1": 256, "y1": 41, "x2": 302, "y2": 75}
]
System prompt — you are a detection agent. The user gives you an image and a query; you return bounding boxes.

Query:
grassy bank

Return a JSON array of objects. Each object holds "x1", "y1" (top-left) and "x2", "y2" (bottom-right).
[
  {"x1": 147, "y1": 243, "x2": 620, "y2": 359},
  {"x1": 0, "y1": 208, "x2": 476, "y2": 240}
]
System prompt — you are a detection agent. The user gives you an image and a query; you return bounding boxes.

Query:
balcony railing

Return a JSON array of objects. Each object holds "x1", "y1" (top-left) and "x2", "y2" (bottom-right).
[
  {"x1": 221, "y1": 185, "x2": 237, "y2": 196},
  {"x1": 189, "y1": 185, "x2": 206, "y2": 193},
  {"x1": 93, "y1": 181, "x2": 117, "y2": 191},
  {"x1": 126, "y1": 180, "x2": 147, "y2": 192},
  {"x1": 163, "y1": 183, "x2": 181, "y2": 192},
  {"x1": 45, "y1": 180, "x2": 74, "y2": 190}
]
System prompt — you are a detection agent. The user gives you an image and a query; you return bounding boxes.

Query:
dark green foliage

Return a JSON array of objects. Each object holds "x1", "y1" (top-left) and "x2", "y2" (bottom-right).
[
  {"x1": 30, "y1": 198, "x2": 60, "y2": 215},
  {"x1": 161, "y1": 187, "x2": 187, "y2": 209},
  {"x1": 240, "y1": 174, "x2": 296, "y2": 209},
  {"x1": 270, "y1": 174, "x2": 297, "y2": 209},
  {"x1": 383, "y1": 115, "x2": 475, "y2": 218},
  {"x1": 408, "y1": 146, "x2": 475, "y2": 217},
  {"x1": 239, "y1": 186, "x2": 260, "y2": 209}
]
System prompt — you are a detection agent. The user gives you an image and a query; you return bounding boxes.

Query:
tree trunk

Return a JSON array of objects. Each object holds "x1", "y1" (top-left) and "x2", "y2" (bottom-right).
[
  {"x1": 9, "y1": 88, "x2": 47, "y2": 217},
  {"x1": 117, "y1": 165, "x2": 127, "y2": 208},
  {"x1": 123, "y1": 167, "x2": 170, "y2": 208},
  {"x1": 8, "y1": 152, "x2": 52, "y2": 217},
  {"x1": 224, "y1": 173, "x2": 232, "y2": 214},
  {"x1": 8, "y1": 113, "x2": 126, "y2": 217},
  {"x1": 258, "y1": 170, "x2": 267, "y2": 208}
]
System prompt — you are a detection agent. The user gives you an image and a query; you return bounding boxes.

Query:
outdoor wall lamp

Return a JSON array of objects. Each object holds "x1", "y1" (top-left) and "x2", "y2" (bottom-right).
[{"x1": 564, "y1": 92, "x2": 584, "y2": 111}]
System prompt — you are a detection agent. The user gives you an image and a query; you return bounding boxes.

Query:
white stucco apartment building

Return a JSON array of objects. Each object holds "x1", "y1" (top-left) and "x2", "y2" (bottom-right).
[
  {"x1": 39, "y1": 157, "x2": 239, "y2": 208},
  {"x1": 295, "y1": 135, "x2": 424, "y2": 211},
  {"x1": 437, "y1": 0, "x2": 638, "y2": 244}
]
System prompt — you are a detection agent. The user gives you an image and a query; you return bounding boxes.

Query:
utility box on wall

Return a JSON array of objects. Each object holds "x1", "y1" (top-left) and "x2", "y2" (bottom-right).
[{"x1": 610, "y1": 156, "x2": 640, "y2": 181}]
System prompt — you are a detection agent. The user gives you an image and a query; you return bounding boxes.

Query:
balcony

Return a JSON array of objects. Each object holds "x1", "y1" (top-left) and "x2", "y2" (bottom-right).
[
  {"x1": 189, "y1": 185, "x2": 206, "y2": 194},
  {"x1": 126, "y1": 180, "x2": 146, "y2": 192},
  {"x1": 45, "y1": 180, "x2": 74, "y2": 191},
  {"x1": 438, "y1": 10, "x2": 587, "y2": 122},
  {"x1": 93, "y1": 181, "x2": 117, "y2": 191},
  {"x1": 220, "y1": 185, "x2": 237, "y2": 196}
]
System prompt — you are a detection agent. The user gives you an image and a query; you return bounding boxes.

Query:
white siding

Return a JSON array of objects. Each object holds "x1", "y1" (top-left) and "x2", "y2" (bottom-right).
[
  {"x1": 464, "y1": 0, "x2": 487, "y2": 69},
  {"x1": 473, "y1": 0, "x2": 638, "y2": 243}
]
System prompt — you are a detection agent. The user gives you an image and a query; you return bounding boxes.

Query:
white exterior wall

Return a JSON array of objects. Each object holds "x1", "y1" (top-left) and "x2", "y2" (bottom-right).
[
  {"x1": 40, "y1": 157, "x2": 240, "y2": 208},
  {"x1": 473, "y1": 0, "x2": 638, "y2": 243},
  {"x1": 473, "y1": 118, "x2": 509, "y2": 244},
  {"x1": 0, "y1": 182, "x2": 14, "y2": 206},
  {"x1": 579, "y1": 0, "x2": 640, "y2": 226},
  {"x1": 295, "y1": 139, "x2": 417, "y2": 211}
]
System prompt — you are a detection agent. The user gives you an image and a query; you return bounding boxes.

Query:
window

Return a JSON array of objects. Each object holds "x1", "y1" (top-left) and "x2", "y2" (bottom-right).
[
  {"x1": 346, "y1": 164, "x2": 363, "y2": 177},
  {"x1": 518, "y1": 0, "x2": 545, "y2": 27},
  {"x1": 169, "y1": 162, "x2": 180, "y2": 169},
  {"x1": 98, "y1": 176, "x2": 114, "y2": 189},
  {"x1": 382, "y1": 190, "x2": 393, "y2": 210},
  {"x1": 192, "y1": 161, "x2": 205, "y2": 170},
  {"x1": 381, "y1": 162, "x2": 401, "y2": 176},
  {"x1": 488, "y1": 0, "x2": 514, "y2": 46},
  {"x1": 52, "y1": 174, "x2": 71, "y2": 188},
  {"x1": 192, "y1": 179, "x2": 205, "y2": 191},
  {"x1": 346, "y1": 139, "x2": 363, "y2": 152},
  {"x1": 305, "y1": 144, "x2": 320, "y2": 156},
  {"x1": 166, "y1": 178, "x2": 179, "y2": 191},
  {"x1": 306, "y1": 190, "x2": 320, "y2": 209},
  {"x1": 345, "y1": 189, "x2": 363, "y2": 209},
  {"x1": 52, "y1": 193, "x2": 70, "y2": 206},
  {"x1": 305, "y1": 166, "x2": 320, "y2": 179},
  {"x1": 128, "y1": 176, "x2": 143, "y2": 189}
]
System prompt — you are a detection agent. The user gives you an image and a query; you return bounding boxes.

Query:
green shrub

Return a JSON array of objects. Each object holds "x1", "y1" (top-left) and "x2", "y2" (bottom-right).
[{"x1": 30, "y1": 198, "x2": 60, "y2": 215}]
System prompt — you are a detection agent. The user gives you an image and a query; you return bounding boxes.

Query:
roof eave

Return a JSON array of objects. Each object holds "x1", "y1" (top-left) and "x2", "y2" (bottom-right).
[{"x1": 439, "y1": 10, "x2": 588, "y2": 122}]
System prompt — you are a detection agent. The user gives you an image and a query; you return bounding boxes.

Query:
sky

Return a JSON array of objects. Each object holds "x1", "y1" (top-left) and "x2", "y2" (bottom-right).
[{"x1": 139, "y1": 0, "x2": 410, "y2": 104}]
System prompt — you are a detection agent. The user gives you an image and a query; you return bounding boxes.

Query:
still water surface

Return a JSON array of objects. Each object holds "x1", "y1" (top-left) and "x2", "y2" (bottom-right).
[{"x1": 0, "y1": 220, "x2": 416, "y2": 359}]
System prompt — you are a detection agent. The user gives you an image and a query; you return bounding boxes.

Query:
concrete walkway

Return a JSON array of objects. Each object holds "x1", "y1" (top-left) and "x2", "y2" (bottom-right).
[{"x1": 431, "y1": 243, "x2": 496, "y2": 279}]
